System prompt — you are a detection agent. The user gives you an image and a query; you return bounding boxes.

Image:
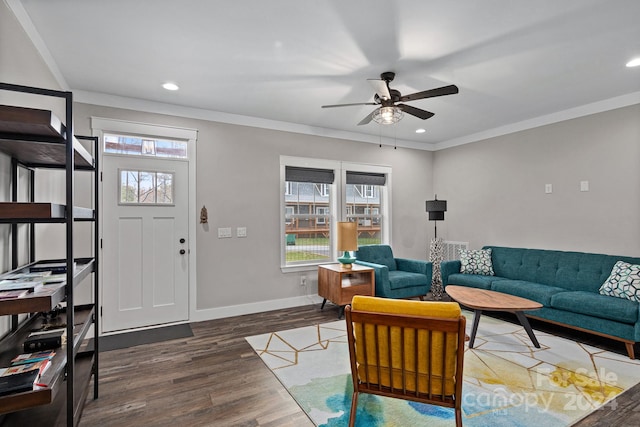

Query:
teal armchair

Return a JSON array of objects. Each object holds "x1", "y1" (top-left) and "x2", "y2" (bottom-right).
[{"x1": 354, "y1": 244, "x2": 432, "y2": 299}]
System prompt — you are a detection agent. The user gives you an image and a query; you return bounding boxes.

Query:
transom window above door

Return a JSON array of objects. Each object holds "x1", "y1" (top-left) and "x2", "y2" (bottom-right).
[{"x1": 105, "y1": 133, "x2": 187, "y2": 159}]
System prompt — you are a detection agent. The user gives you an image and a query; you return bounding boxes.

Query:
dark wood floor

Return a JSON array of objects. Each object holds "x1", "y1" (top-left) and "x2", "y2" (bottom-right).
[{"x1": 78, "y1": 303, "x2": 640, "y2": 426}]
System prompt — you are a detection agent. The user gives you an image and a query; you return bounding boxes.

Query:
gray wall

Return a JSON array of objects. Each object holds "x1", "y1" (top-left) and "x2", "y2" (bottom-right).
[
  {"x1": 72, "y1": 103, "x2": 434, "y2": 311},
  {"x1": 433, "y1": 104, "x2": 640, "y2": 256}
]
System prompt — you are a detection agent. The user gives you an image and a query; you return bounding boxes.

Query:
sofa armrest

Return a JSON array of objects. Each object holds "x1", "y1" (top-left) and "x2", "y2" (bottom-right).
[
  {"x1": 355, "y1": 260, "x2": 390, "y2": 297},
  {"x1": 441, "y1": 260, "x2": 461, "y2": 286},
  {"x1": 395, "y1": 258, "x2": 426, "y2": 274}
]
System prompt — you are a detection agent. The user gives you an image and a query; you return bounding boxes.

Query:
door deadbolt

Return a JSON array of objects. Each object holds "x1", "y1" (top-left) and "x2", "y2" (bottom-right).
[
  {"x1": 180, "y1": 238, "x2": 186, "y2": 244},
  {"x1": 179, "y1": 249, "x2": 186, "y2": 255}
]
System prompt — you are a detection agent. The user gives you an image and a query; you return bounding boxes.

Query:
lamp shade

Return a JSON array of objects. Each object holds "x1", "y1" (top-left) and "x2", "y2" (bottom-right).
[
  {"x1": 426, "y1": 199, "x2": 447, "y2": 221},
  {"x1": 337, "y1": 221, "x2": 358, "y2": 251}
]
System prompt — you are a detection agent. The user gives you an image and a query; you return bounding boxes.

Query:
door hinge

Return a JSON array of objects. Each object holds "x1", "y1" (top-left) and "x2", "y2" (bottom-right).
[
  {"x1": 100, "y1": 238, "x2": 103, "y2": 249},
  {"x1": 100, "y1": 306, "x2": 103, "y2": 317},
  {"x1": 100, "y1": 171, "x2": 103, "y2": 182}
]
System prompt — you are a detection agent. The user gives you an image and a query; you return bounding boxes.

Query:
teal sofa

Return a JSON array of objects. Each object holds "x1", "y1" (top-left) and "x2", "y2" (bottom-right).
[
  {"x1": 441, "y1": 246, "x2": 640, "y2": 358},
  {"x1": 354, "y1": 245, "x2": 432, "y2": 299}
]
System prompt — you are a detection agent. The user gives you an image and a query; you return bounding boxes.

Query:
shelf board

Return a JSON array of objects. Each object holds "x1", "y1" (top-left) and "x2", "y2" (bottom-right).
[
  {"x1": 0, "y1": 202, "x2": 94, "y2": 222},
  {"x1": 0, "y1": 307, "x2": 95, "y2": 416},
  {"x1": 0, "y1": 258, "x2": 95, "y2": 316},
  {"x1": 0, "y1": 105, "x2": 94, "y2": 170}
]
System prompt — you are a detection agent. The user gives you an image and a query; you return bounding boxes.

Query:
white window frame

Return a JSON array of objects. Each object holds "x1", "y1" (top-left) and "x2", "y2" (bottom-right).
[{"x1": 280, "y1": 156, "x2": 391, "y2": 272}]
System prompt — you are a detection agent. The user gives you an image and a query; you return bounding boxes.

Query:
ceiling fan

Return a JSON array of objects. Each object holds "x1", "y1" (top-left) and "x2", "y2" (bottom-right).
[{"x1": 322, "y1": 71, "x2": 458, "y2": 125}]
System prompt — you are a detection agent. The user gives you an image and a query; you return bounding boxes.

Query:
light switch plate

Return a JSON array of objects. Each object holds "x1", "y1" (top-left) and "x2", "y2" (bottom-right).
[
  {"x1": 237, "y1": 227, "x2": 247, "y2": 238},
  {"x1": 218, "y1": 227, "x2": 232, "y2": 238},
  {"x1": 580, "y1": 181, "x2": 589, "y2": 192},
  {"x1": 545, "y1": 184, "x2": 553, "y2": 194}
]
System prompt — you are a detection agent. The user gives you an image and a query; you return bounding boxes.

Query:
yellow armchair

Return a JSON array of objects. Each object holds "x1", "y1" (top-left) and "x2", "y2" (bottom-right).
[{"x1": 345, "y1": 295, "x2": 466, "y2": 426}]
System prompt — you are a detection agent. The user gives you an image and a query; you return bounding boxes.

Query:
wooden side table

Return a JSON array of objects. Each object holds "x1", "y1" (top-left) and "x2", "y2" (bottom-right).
[{"x1": 318, "y1": 264, "x2": 375, "y2": 318}]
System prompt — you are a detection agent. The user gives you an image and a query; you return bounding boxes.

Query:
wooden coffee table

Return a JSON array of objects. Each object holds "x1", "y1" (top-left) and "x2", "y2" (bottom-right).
[{"x1": 446, "y1": 285, "x2": 543, "y2": 349}]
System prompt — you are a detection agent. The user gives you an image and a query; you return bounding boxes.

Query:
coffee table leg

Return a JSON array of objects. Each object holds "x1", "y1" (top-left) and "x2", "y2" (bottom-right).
[
  {"x1": 321, "y1": 298, "x2": 327, "y2": 310},
  {"x1": 469, "y1": 309, "x2": 482, "y2": 348},
  {"x1": 515, "y1": 312, "x2": 540, "y2": 348}
]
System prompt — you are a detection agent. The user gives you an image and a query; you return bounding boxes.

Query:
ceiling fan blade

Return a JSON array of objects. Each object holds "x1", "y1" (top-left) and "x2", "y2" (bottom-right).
[
  {"x1": 399, "y1": 84, "x2": 459, "y2": 102},
  {"x1": 322, "y1": 102, "x2": 377, "y2": 108},
  {"x1": 397, "y1": 104, "x2": 435, "y2": 120},
  {"x1": 357, "y1": 110, "x2": 376, "y2": 126},
  {"x1": 367, "y1": 79, "x2": 391, "y2": 100}
]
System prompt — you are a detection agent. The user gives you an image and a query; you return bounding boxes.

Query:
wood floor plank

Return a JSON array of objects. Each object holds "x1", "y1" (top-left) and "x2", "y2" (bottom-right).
[{"x1": 76, "y1": 303, "x2": 639, "y2": 426}]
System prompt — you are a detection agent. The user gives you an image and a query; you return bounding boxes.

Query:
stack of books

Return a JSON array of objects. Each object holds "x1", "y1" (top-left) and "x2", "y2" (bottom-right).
[
  {"x1": 0, "y1": 351, "x2": 55, "y2": 396},
  {"x1": 0, "y1": 264, "x2": 71, "y2": 299}
]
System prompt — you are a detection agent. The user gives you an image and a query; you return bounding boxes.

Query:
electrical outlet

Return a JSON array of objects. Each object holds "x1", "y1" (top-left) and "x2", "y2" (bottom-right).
[{"x1": 300, "y1": 275, "x2": 307, "y2": 286}]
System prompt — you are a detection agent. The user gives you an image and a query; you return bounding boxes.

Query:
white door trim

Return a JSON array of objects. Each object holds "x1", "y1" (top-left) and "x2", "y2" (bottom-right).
[{"x1": 91, "y1": 117, "x2": 198, "y2": 334}]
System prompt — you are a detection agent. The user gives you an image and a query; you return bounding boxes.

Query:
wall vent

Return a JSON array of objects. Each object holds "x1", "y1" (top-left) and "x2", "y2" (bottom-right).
[{"x1": 442, "y1": 241, "x2": 469, "y2": 261}]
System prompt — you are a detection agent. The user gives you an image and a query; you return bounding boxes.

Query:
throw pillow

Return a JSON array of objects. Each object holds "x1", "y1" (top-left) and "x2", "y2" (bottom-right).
[
  {"x1": 459, "y1": 249, "x2": 495, "y2": 275},
  {"x1": 599, "y1": 260, "x2": 640, "y2": 302}
]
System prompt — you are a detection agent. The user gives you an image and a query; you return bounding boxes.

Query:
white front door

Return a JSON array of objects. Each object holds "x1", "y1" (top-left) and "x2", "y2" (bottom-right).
[{"x1": 102, "y1": 155, "x2": 189, "y2": 332}]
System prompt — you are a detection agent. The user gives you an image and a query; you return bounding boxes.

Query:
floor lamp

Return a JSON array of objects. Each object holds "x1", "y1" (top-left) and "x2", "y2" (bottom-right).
[{"x1": 426, "y1": 196, "x2": 447, "y2": 300}]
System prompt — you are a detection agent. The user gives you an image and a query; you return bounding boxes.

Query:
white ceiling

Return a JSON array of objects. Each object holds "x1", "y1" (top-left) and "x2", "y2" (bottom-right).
[{"x1": 10, "y1": 0, "x2": 640, "y2": 150}]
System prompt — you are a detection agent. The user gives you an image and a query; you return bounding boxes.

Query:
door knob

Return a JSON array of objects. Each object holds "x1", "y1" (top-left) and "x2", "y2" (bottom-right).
[
  {"x1": 179, "y1": 249, "x2": 186, "y2": 255},
  {"x1": 180, "y1": 238, "x2": 186, "y2": 244}
]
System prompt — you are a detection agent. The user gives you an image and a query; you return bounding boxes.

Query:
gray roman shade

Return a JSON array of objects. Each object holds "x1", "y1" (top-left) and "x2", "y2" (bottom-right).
[
  {"x1": 285, "y1": 166, "x2": 335, "y2": 184},
  {"x1": 346, "y1": 171, "x2": 386, "y2": 186}
]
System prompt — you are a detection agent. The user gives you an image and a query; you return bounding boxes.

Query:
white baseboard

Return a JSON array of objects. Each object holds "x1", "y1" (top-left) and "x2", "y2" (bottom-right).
[{"x1": 190, "y1": 294, "x2": 324, "y2": 323}]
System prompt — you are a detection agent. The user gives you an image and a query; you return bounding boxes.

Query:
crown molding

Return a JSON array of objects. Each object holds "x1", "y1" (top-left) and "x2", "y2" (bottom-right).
[{"x1": 435, "y1": 91, "x2": 640, "y2": 150}]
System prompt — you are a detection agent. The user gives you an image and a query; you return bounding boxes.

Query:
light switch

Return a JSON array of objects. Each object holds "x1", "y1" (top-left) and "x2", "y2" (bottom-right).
[
  {"x1": 545, "y1": 184, "x2": 553, "y2": 194},
  {"x1": 580, "y1": 181, "x2": 589, "y2": 192},
  {"x1": 237, "y1": 227, "x2": 247, "y2": 238},
  {"x1": 217, "y1": 227, "x2": 232, "y2": 238}
]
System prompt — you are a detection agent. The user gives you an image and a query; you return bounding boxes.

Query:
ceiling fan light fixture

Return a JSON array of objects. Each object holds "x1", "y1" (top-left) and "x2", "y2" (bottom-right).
[{"x1": 372, "y1": 106, "x2": 403, "y2": 125}]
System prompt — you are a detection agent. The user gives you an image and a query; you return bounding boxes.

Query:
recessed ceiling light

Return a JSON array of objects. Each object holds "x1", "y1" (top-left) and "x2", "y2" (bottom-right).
[
  {"x1": 162, "y1": 82, "x2": 179, "y2": 91},
  {"x1": 626, "y1": 58, "x2": 640, "y2": 68},
  {"x1": 415, "y1": 128, "x2": 426, "y2": 134}
]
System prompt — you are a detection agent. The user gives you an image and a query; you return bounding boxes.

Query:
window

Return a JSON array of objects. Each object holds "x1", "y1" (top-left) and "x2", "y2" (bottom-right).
[
  {"x1": 281, "y1": 157, "x2": 391, "y2": 271},
  {"x1": 345, "y1": 170, "x2": 386, "y2": 245},
  {"x1": 119, "y1": 169, "x2": 174, "y2": 205},
  {"x1": 283, "y1": 164, "x2": 334, "y2": 267},
  {"x1": 105, "y1": 134, "x2": 187, "y2": 158}
]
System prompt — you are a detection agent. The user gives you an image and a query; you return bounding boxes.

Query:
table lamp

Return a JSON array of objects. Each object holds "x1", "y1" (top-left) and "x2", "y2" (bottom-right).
[{"x1": 337, "y1": 221, "x2": 358, "y2": 269}]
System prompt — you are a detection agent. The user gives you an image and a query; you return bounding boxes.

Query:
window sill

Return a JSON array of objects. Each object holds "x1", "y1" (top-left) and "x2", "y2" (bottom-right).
[{"x1": 281, "y1": 263, "x2": 328, "y2": 274}]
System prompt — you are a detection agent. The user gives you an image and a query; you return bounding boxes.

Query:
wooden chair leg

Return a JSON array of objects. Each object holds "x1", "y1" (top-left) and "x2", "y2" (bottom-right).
[
  {"x1": 455, "y1": 407, "x2": 463, "y2": 427},
  {"x1": 349, "y1": 392, "x2": 359, "y2": 427}
]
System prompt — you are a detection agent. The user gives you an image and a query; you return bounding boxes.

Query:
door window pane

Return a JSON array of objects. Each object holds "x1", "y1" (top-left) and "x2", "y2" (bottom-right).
[{"x1": 120, "y1": 170, "x2": 174, "y2": 205}]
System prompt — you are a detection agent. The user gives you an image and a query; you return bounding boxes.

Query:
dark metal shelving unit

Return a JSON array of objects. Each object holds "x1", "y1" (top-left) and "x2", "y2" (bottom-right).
[{"x1": 0, "y1": 82, "x2": 99, "y2": 426}]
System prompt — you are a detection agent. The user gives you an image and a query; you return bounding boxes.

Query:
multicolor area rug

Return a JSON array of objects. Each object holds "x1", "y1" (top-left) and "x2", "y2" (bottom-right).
[{"x1": 245, "y1": 312, "x2": 640, "y2": 426}]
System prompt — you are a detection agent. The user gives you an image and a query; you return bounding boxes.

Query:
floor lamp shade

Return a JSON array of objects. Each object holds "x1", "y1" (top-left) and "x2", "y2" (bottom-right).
[
  {"x1": 426, "y1": 199, "x2": 447, "y2": 220},
  {"x1": 337, "y1": 221, "x2": 358, "y2": 268}
]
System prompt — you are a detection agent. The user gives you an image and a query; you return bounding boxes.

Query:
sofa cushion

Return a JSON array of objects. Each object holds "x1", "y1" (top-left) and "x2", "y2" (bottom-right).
[
  {"x1": 550, "y1": 291, "x2": 638, "y2": 324},
  {"x1": 490, "y1": 280, "x2": 567, "y2": 306},
  {"x1": 460, "y1": 249, "x2": 495, "y2": 275},
  {"x1": 388, "y1": 271, "x2": 429, "y2": 290},
  {"x1": 447, "y1": 273, "x2": 503, "y2": 290},
  {"x1": 599, "y1": 260, "x2": 640, "y2": 302},
  {"x1": 356, "y1": 245, "x2": 397, "y2": 271}
]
